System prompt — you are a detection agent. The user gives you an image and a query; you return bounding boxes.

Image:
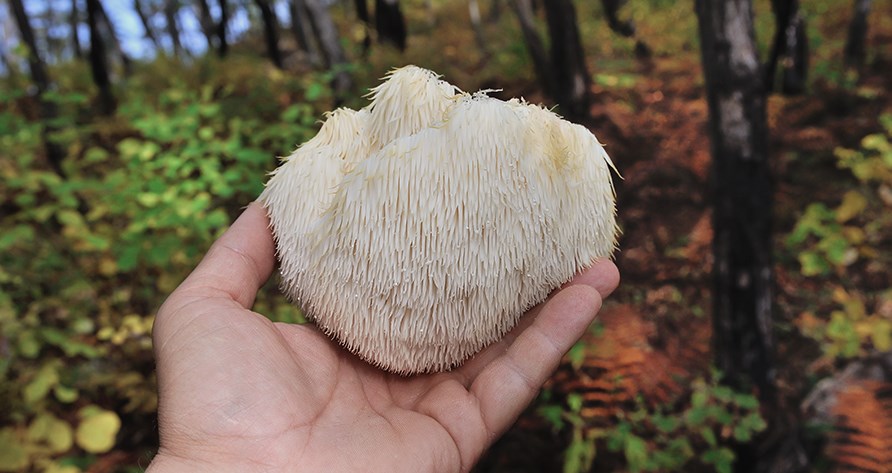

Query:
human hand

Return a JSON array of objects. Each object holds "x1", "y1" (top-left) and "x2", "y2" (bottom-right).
[{"x1": 147, "y1": 203, "x2": 619, "y2": 472}]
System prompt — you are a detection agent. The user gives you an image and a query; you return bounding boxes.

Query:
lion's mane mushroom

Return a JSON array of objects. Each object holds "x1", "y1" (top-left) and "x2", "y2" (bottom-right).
[{"x1": 260, "y1": 65, "x2": 618, "y2": 374}]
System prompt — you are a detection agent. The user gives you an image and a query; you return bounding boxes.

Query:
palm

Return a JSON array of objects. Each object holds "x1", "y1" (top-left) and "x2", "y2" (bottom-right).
[{"x1": 149, "y1": 204, "x2": 618, "y2": 472}]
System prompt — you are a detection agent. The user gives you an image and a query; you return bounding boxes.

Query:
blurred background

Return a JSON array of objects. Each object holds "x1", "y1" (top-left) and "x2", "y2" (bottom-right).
[{"x1": 0, "y1": 0, "x2": 890, "y2": 472}]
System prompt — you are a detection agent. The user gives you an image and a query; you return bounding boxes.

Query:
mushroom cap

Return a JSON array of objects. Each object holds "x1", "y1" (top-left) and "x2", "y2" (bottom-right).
[{"x1": 260, "y1": 65, "x2": 617, "y2": 374}]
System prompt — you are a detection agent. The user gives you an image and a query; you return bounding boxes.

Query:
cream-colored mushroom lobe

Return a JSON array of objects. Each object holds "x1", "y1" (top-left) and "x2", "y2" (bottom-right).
[{"x1": 259, "y1": 65, "x2": 617, "y2": 374}]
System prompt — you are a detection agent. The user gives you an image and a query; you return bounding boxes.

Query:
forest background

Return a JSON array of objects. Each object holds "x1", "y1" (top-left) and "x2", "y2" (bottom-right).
[{"x1": 1, "y1": 0, "x2": 890, "y2": 472}]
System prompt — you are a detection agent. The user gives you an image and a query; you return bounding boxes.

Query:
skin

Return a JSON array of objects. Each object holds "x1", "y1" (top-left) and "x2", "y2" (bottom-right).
[{"x1": 148, "y1": 202, "x2": 620, "y2": 473}]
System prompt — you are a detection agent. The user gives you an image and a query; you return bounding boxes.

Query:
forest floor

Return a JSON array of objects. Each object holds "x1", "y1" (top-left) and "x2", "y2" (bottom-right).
[
  {"x1": 469, "y1": 28, "x2": 892, "y2": 473},
  {"x1": 5, "y1": 1, "x2": 891, "y2": 472}
]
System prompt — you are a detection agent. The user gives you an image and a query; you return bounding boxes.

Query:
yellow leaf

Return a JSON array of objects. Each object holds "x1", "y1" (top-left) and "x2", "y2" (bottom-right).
[
  {"x1": 870, "y1": 319, "x2": 892, "y2": 352},
  {"x1": 98, "y1": 257, "x2": 117, "y2": 277},
  {"x1": 0, "y1": 428, "x2": 28, "y2": 472},
  {"x1": 841, "y1": 226, "x2": 866, "y2": 244},
  {"x1": 28, "y1": 414, "x2": 73, "y2": 455},
  {"x1": 44, "y1": 463, "x2": 81, "y2": 473},
  {"x1": 831, "y1": 286, "x2": 850, "y2": 304},
  {"x1": 74, "y1": 408, "x2": 120, "y2": 454},
  {"x1": 835, "y1": 191, "x2": 867, "y2": 223}
]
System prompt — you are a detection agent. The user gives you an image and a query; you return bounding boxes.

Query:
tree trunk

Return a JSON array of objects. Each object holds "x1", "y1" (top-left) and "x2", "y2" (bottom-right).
[
  {"x1": 70, "y1": 0, "x2": 83, "y2": 58},
  {"x1": 843, "y1": 0, "x2": 871, "y2": 69},
  {"x1": 10, "y1": 0, "x2": 66, "y2": 176},
  {"x1": 469, "y1": 0, "x2": 489, "y2": 56},
  {"x1": 353, "y1": 0, "x2": 372, "y2": 53},
  {"x1": 95, "y1": 0, "x2": 132, "y2": 74},
  {"x1": 196, "y1": 0, "x2": 217, "y2": 49},
  {"x1": 289, "y1": 0, "x2": 313, "y2": 53},
  {"x1": 375, "y1": 0, "x2": 407, "y2": 51},
  {"x1": 765, "y1": 0, "x2": 808, "y2": 94},
  {"x1": 254, "y1": 0, "x2": 284, "y2": 69},
  {"x1": 134, "y1": 0, "x2": 162, "y2": 49},
  {"x1": 542, "y1": 0, "x2": 591, "y2": 119},
  {"x1": 86, "y1": 0, "x2": 117, "y2": 115},
  {"x1": 304, "y1": 0, "x2": 353, "y2": 98},
  {"x1": 217, "y1": 0, "x2": 229, "y2": 57},
  {"x1": 164, "y1": 0, "x2": 184, "y2": 56},
  {"x1": 508, "y1": 0, "x2": 555, "y2": 98},
  {"x1": 488, "y1": 0, "x2": 503, "y2": 22},
  {"x1": 696, "y1": 0, "x2": 776, "y2": 469}
]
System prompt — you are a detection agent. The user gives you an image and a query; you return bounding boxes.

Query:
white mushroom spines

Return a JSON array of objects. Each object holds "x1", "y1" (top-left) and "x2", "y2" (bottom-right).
[{"x1": 260, "y1": 65, "x2": 617, "y2": 374}]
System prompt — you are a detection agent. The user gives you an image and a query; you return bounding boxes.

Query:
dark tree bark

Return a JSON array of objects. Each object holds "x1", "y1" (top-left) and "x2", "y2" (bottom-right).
[
  {"x1": 304, "y1": 0, "x2": 353, "y2": 98},
  {"x1": 844, "y1": 0, "x2": 871, "y2": 69},
  {"x1": 353, "y1": 0, "x2": 372, "y2": 53},
  {"x1": 542, "y1": 0, "x2": 591, "y2": 119},
  {"x1": 509, "y1": 0, "x2": 555, "y2": 97},
  {"x1": 216, "y1": 0, "x2": 229, "y2": 57},
  {"x1": 469, "y1": 0, "x2": 489, "y2": 56},
  {"x1": 254, "y1": 0, "x2": 284, "y2": 69},
  {"x1": 70, "y1": 0, "x2": 83, "y2": 58},
  {"x1": 600, "y1": 0, "x2": 651, "y2": 58},
  {"x1": 12, "y1": 0, "x2": 51, "y2": 92},
  {"x1": 196, "y1": 0, "x2": 216, "y2": 49},
  {"x1": 696, "y1": 1, "x2": 777, "y2": 469},
  {"x1": 134, "y1": 0, "x2": 162, "y2": 49},
  {"x1": 95, "y1": 0, "x2": 132, "y2": 74},
  {"x1": 764, "y1": 0, "x2": 808, "y2": 94},
  {"x1": 488, "y1": 0, "x2": 503, "y2": 22},
  {"x1": 290, "y1": 0, "x2": 314, "y2": 54},
  {"x1": 164, "y1": 0, "x2": 184, "y2": 56},
  {"x1": 375, "y1": 0, "x2": 407, "y2": 51},
  {"x1": 11, "y1": 0, "x2": 66, "y2": 176},
  {"x1": 86, "y1": 0, "x2": 116, "y2": 115}
]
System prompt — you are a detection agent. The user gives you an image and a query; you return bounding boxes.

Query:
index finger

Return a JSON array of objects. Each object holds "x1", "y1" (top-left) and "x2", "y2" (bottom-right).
[{"x1": 167, "y1": 202, "x2": 277, "y2": 311}]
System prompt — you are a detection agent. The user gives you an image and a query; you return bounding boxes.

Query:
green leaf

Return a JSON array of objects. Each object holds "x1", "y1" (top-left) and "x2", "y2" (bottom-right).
[
  {"x1": 566, "y1": 341, "x2": 586, "y2": 370},
  {"x1": 702, "y1": 447, "x2": 735, "y2": 473},
  {"x1": 537, "y1": 405, "x2": 565, "y2": 431},
  {"x1": 712, "y1": 385, "x2": 734, "y2": 403},
  {"x1": 17, "y1": 330, "x2": 40, "y2": 358},
  {"x1": 116, "y1": 244, "x2": 141, "y2": 272},
  {"x1": 700, "y1": 427, "x2": 717, "y2": 446},
  {"x1": 305, "y1": 82, "x2": 324, "y2": 101},
  {"x1": 732, "y1": 393, "x2": 759, "y2": 410},
  {"x1": 652, "y1": 413, "x2": 679, "y2": 433},
  {"x1": 53, "y1": 385, "x2": 79, "y2": 404},
  {"x1": 563, "y1": 429, "x2": 596, "y2": 473},
  {"x1": 84, "y1": 146, "x2": 109, "y2": 163},
  {"x1": 623, "y1": 434, "x2": 648, "y2": 472},
  {"x1": 0, "y1": 225, "x2": 34, "y2": 251},
  {"x1": 23, "y1": 362, "x2": 60, "y2": 404},
  {"x1": 798, "y1": 251, "x2": 830, "y2": 276},
  {"x1": 740, "y1": 412, "x2": 767, "y2": 433},
  {"x1": 567, "y1": 393, "x2": 583, "y2": 413},
  {"x1": 75, "y1": 407, "x2": 121, "y2": 454}
]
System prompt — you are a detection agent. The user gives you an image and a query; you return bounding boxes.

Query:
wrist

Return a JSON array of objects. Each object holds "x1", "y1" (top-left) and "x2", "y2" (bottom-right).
[{"x1": 147, "y1": 450, "x2": 260, "y2": 473}]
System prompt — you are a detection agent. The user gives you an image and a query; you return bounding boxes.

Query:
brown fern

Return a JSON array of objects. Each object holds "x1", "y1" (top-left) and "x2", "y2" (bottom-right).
[
  {"x1": 550, "y1": 304, "x2": 709, "y2": 427},
  {"x1": 828, "y1": 380, "x2": 892, "y2": 473}
]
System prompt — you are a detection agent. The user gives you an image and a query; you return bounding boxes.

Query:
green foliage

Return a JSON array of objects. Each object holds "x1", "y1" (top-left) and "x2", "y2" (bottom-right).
[
  {"x1": 797, "y1": 287, "x2": 892, "y2": 361},
  {"x1": 0, "y1": 57, "x2": 325, "y2": 471},
  {"x1": 787, "y1": 114, "x2": 892, "y2": 363},
  {"x1": 541, "y1": 371, "x2": 766, "y2": 473},
  {"x1": 786, "y1": 114, "x2": 892, "y2": 277}
]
